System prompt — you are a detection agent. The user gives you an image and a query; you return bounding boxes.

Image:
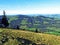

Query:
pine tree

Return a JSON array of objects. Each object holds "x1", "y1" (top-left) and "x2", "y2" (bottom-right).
[
  {"x1": 1, "y1": 10, "x2": 9, "y2": 28},
  {"x1": 35, "y1": 29, "x2": 38, "y2": 33},
  {"x1": 16, "y1": 25, "x2": 19, "y2": 29}
]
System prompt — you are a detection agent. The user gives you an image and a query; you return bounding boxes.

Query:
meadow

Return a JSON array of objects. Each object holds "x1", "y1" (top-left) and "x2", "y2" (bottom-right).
[{"x1": 0, "y1": 28, "x2": 60, "y2": 45}]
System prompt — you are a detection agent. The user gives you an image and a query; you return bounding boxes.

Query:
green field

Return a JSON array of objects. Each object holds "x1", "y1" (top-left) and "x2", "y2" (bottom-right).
[{"x1": 0, "y1": 28, "x2": 60, "y2": 45}]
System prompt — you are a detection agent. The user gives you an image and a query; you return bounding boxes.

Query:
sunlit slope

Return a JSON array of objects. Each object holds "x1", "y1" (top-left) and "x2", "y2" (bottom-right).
[{"x1": 0, "y1": 28, "x2": 60, "y2": 45}]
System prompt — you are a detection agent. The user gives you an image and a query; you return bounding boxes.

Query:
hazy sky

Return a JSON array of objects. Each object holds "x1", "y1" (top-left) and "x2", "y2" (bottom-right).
[{"x1": 0, "y1": 0, "x2": 60, "y2": 15}]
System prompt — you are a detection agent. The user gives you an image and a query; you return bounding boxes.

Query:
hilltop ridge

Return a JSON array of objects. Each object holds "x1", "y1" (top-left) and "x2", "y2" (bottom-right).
[{"x1": 0, "y1": 28, "x2": 60, "y2": 45}]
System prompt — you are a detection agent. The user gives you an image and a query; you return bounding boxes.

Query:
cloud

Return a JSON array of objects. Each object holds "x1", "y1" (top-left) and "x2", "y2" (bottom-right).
[{"x1": 0, "y1": 8, "x2": 60, "y2": 15}]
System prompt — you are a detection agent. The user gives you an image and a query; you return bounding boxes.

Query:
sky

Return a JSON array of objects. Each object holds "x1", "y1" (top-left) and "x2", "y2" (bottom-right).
[{"x1": 0, "y1": 0, "x2": 60, "y2": 15}]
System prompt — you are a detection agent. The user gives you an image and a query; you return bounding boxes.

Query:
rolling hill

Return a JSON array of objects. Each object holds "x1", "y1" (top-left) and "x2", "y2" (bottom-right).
[
  {"x1": 7, "y1": 14, "x2": 60, "y2": 34},
  {"x1": 0, "y1": 14, "x2": 60, "y2": 35},
  {"x1": 0, "y1": 28, "x2": 60, "y2": 45}
]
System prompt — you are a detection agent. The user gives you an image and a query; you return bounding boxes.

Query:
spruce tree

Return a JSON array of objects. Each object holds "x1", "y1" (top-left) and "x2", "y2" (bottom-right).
[
  {"x1": 16, "y1": 25, "x2": 19, "y2": 29},
  {"x1": 35, "y1": 29, "x2": 38, "y2": 33},
  {"x1": 1, "y1": 10, "x2": 9, "y2": 27}
]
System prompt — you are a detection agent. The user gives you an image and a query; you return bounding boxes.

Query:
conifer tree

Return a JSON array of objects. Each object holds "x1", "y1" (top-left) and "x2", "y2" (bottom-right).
[
  {"x1": 16, "y1": 25, "x2": 19, "y2": 29},
  {"x1": 1, "y1": 10, "x2": 9, "y2": 27},
  {"x1": 35, "y1": 29, "x2": 38, "y2": 33}
]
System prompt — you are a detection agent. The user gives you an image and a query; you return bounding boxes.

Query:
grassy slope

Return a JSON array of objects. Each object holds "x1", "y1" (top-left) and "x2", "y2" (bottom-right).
[{"x1": 0, "y1": 28, "x2": 60, "y2": 45}]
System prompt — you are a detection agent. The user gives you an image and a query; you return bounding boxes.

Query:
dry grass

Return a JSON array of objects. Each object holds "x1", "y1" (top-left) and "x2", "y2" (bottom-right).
[{"x1": 0, "y1": 28, "x2": 60, "y2": 45}]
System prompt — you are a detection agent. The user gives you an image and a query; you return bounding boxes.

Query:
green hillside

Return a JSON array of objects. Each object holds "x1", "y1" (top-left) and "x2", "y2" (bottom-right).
[
  {"x1": 0, "y1": 28, "x2": 60, "y2": 45},
  {"x1": 7, "y1": 15, "x2": 60, "y2": 34}
]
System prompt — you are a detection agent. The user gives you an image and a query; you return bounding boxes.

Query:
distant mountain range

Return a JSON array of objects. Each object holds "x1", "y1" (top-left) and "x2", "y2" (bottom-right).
[{"x1": 0, "y1": 14, "x2": 60, "y2": 32}]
